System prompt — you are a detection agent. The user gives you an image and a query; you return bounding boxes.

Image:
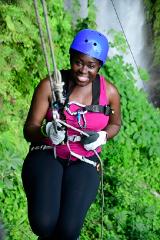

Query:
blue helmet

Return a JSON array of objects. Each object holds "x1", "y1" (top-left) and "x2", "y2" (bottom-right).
[{"x1": 70, "y1": 29, "x2": 109, "y2": 65}]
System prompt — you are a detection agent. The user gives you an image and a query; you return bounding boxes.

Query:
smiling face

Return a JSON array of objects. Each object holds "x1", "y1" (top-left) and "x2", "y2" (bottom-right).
[{"x1": 70, "y1": 50, "x2": 101, "y2": 87}]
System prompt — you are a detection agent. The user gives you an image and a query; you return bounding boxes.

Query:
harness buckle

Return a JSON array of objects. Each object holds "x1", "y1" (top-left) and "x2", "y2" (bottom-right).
[
  {"x1": 96, "y1": 163, "x2": 101, "y2": 172},
  {"x1": 104, "y1": 105, "x2": 113, "y2": 115},
  {"x1": 68, "y1": 135, "x2": 81, "y2": 142}
]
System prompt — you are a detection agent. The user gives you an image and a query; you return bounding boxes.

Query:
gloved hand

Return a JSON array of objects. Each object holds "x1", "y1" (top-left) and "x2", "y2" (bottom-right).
[
  {"x1": 45, "y1": 122, "x2": 65, "y2": 145},
  {"x1": 81, "y1": 131, "x2": 107, "y2": 151}
]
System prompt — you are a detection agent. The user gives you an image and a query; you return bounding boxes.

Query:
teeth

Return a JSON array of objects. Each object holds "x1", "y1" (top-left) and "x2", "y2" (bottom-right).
[{"x1": 78, "y1": 76, "x2": 88, "y2": 81}]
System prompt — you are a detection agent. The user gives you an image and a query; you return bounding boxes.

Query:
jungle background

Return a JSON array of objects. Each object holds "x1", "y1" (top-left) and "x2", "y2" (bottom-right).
[{"x1": 0, "y1": 0, "x2": 160, "y2": 239}]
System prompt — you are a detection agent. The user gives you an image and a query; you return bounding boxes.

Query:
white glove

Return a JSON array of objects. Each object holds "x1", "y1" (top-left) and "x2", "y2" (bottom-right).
[
  {"x1": 81, "y1": 131, "x2": 107, "y2": 151},
  {"x1": 45, "y1": 122, "x2": 65, "y2": 145}
]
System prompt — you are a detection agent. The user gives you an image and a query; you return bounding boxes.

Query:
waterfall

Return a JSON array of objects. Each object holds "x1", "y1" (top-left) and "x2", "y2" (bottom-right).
[
  {"x1": 64, "y1": 0, "x2": 158, "y2": 105},
  {"x1": 94, "y1": 0, "x2": 153, "y2": 89},
  {"x1": 95, "y1": 0, "x2": 152, "y2": 65}
]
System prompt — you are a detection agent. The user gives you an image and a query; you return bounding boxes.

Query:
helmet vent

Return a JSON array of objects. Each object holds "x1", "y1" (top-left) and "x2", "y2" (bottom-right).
[
  {"x1": 85, "y1": 39, "x2": 88, "y2": 42},
  {"x1": 93, "y1": 42, "x2": 97, "y2": 46}
]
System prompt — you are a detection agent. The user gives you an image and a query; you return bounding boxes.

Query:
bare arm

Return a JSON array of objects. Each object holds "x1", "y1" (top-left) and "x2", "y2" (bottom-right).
[
  {"x1": 104, "y1": 81, "x2": 121, "y2": 139},
  {"x1": 23, "y1": 78, "x2": 51, "y2": 142}
]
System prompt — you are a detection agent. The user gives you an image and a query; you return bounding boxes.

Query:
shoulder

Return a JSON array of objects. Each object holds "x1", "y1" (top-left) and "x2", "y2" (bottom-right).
[
  {"x1": 104, "y1": 78, "x2": 120, "y2": 104},
  {"x1": 34, "y1": 77, "x2": 52, "y2": 101},
  {"x1": 36, "y1": 77, "x2": 51, "y2": 91}
]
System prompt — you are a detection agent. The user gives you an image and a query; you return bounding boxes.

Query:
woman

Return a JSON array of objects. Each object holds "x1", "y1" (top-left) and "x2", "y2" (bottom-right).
[{"x1": 22, "y1": 29, "x2": 121, "y2": 240}]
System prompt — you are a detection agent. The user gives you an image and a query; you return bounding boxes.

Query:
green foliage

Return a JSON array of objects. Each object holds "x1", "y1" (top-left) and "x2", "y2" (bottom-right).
[
  {"x1": 100, "y1": 54, "x2": 160, "y2": 239},
  {"x1": 138, "y1": 67, "x2": 149, "y2": 81},
  {"x1": 73, "y1": 0, "x2": 97, "y2": 33},
  {"x1": 108, "y1": 29, "x2": 128, "y2": 54},
  {"x1": 81, "y1": 44, "x2": 160, "y2": 239},
  {"x1": 0, "y1": 0, "x2": 160, "y2": 240}
]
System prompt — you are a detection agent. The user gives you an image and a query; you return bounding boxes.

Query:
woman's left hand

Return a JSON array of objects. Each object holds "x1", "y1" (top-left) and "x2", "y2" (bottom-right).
[{"x1": 81, "y1": 131, "x2": 107, "y2": 151}]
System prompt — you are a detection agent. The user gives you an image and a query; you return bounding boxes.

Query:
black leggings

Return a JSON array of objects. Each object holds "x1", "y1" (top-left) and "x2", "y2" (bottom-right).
[{"x1": 21, "y1": 149, "x2": 100, "y2": 240}]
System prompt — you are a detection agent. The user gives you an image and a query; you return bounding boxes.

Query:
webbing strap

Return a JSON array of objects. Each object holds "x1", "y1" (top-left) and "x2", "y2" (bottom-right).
[
  {"x1": 69, "y1": 150, "x2": 97, "y2": 167},
  {"x1": 85, "y1": 105, "x2": 113, "y2": 115},
  {"x1": 30, "y1": 145, "x2": 53, "y2": 151}
]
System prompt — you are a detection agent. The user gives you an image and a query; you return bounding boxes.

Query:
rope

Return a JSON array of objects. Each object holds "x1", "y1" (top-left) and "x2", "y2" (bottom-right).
[
  {"x1": 33, "y1": 0, "x2": 56, "y2": 105},
  {"x1": 41, "y1": 0, "x2": 57, "y2": 73},
  {"x1": 33, "y1": 0, "x2": 63, "y2": 105},
  {"x1": 41, "y1": 0, "x2": 64, "y2": 103},
  {"x1": 94, "y1": 150, "x2": 104, "y2": 240},
  {"x1": 110, "y1": 0, "x2": 145, "y2": 88}
]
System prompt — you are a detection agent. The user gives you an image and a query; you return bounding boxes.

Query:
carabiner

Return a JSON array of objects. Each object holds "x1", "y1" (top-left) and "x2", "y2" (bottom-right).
[{"x1": 77, "y1": 110, "x2": 87, "y2": 128}]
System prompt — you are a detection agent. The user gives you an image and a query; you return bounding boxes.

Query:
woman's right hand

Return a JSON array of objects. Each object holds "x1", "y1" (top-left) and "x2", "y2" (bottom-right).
[{"x1": 45, "y1": 122, "x2": 65, "y2": 145}]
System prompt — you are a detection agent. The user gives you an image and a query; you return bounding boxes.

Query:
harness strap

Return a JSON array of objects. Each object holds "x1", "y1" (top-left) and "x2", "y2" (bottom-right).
[
  {"x1": 30, "y1": 145, "x2": 53, "y2": 151},
  {"x1": 66, "y1": 141, "x2": 98, "y2": 167},
  {"x1": 30, "y1": 144, "x2": 97, "y2": 168},
  {"x1": 85, "y1": 105, "x2": 113, "y2": 115},
  {"x1": 69, "y1": 150, "x2": 97, "y2": 167}
]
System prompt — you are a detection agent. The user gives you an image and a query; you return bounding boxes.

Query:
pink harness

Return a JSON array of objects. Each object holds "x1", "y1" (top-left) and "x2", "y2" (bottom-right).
[{"x1": 44, "y1": 75, "x2": 109, "y2": 161}]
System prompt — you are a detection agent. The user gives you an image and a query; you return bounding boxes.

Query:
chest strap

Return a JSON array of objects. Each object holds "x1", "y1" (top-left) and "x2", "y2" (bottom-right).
[{"x1": 85, "y1": 105, "x2": 113, "y2": 115}]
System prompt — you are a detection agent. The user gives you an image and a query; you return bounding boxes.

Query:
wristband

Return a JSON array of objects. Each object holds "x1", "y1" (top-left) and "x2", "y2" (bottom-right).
[{"x1": 41, "y1": 124, "x2": 48, "y2": 137}]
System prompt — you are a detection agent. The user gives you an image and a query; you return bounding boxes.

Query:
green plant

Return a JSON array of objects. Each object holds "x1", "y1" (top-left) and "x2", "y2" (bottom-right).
[{"x1": 0, "y1": 1, "x2": 160, "y2": 239}]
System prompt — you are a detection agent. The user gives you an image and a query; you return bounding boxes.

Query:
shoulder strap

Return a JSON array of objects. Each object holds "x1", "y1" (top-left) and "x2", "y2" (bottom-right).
[
  {"x1": 92, "y1": 74, "x2": 100, "y2": 105},
  {"x1": 60, "y1": 69, "x2": 70, "y2": 99}
]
